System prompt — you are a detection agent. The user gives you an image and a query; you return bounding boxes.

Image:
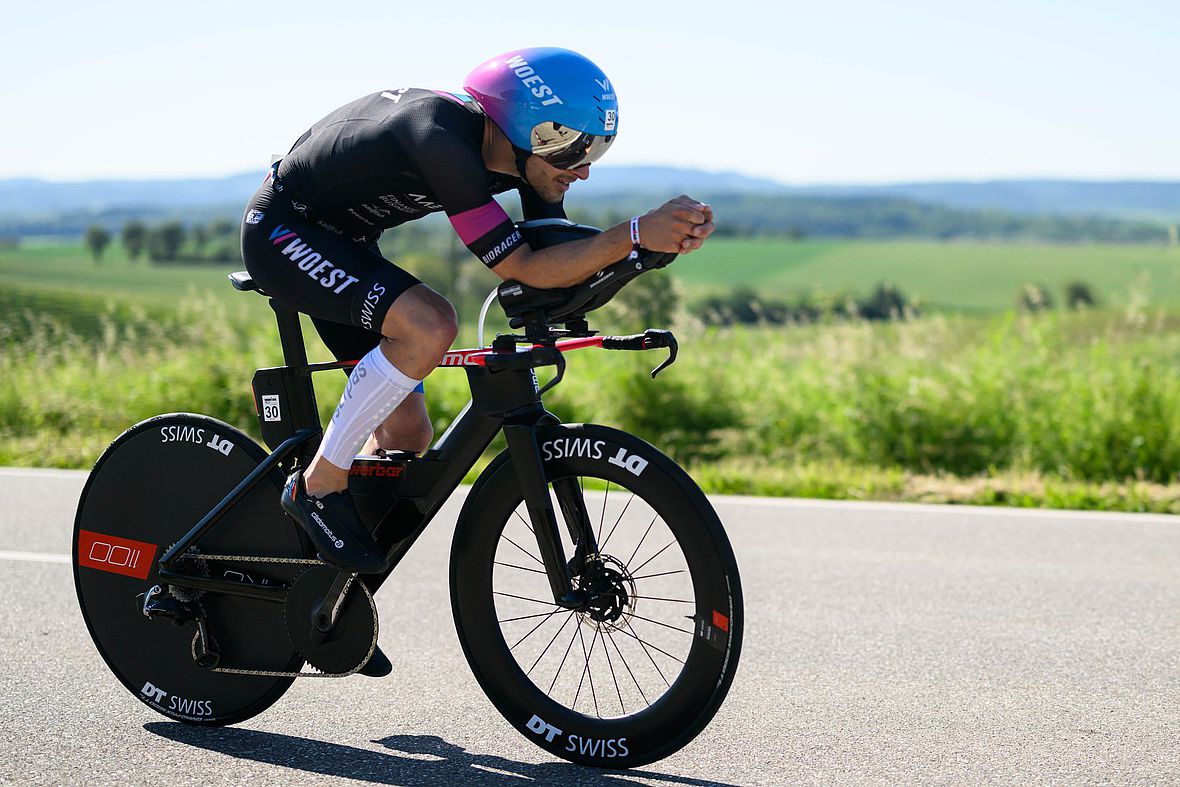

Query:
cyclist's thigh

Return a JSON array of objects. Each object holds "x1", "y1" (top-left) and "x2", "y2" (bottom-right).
[{"x1": 241, "y1": 198, "x2": 418, "y2": 333}]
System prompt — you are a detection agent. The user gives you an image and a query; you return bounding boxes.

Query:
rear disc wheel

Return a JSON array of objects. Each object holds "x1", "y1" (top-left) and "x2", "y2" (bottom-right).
[{"x1": 73, "y1": 414, "x2": 313, "y2": 725}]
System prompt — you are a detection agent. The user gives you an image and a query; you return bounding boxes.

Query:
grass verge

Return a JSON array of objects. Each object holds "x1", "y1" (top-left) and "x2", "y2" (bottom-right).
[{"x1": 4, "y1": 292, "x2": 1180, "y2": 513}]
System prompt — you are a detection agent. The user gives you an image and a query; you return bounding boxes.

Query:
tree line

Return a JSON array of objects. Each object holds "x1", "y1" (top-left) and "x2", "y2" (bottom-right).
[
  {"x1": 51, "y1": 187, "x2": 1180, "y2": 256},
  {"x1": 83, "y1": 219, "x2": 241, "y2": 264},
  {"x1": 565, "y1": 193, "x2": 1175, "y2": 244}
]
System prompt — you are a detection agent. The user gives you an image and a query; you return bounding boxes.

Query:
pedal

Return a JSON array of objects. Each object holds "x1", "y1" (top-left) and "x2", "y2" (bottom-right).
[
  {"x1": 140, "y1": 584, "x2": 198, "y2": 626},
  {"x1": 357, "y1": 645, "x2": 392, "y2": 678}
]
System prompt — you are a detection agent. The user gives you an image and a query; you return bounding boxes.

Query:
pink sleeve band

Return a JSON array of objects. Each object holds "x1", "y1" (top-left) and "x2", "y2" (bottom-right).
[{"x1": 449, "y1": 202, "x2": 511, "y2": 245}]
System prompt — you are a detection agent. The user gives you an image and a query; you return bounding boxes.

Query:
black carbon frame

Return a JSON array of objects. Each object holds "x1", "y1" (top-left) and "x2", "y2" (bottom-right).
[{"x1": 159, "y1": 296, "x2": 587, "y2": 620}]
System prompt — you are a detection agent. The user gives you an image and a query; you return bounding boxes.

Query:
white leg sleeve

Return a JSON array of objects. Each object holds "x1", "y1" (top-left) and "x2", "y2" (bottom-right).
[{"x1": 318, "y1": 346, "x2": 422, "y2": 470}]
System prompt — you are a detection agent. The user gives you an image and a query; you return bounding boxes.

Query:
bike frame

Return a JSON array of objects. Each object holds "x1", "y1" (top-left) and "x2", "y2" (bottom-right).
[{"x1": 156, "y1": 297, "x2": 610, "y2": 631}]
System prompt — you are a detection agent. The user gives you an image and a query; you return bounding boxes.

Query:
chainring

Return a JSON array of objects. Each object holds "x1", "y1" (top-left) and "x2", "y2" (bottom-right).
[{"x1": 284, "y1": 566, "x2": 378, "y2": 675}]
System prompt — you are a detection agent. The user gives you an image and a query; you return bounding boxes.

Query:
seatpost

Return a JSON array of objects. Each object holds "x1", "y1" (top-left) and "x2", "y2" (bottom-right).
[
  {"x1": 270, "y1": 299, "x2": 310, "y2": 368},
  {"x1": 259, "y1": 298, "x2": 321, "y2": 466}
]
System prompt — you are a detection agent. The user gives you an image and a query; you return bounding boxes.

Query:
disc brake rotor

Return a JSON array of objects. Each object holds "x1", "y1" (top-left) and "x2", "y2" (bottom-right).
[{"x1": 580, "y1": 554, "x2": 636, "y2": 630}]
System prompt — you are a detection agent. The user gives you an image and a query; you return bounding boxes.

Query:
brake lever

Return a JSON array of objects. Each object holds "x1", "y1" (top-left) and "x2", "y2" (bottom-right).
[{"x1": 643, "y1": 330, "x2": 678, "y2": 379}]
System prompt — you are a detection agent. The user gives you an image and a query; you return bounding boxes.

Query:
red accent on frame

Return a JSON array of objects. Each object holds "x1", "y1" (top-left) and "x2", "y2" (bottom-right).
[
  {"x1": 552, "y1": 336, "x2": 606, "y2": 352},
  {"x1": 77, "y1": 530, "x2": 157, "y2": 580},
  {"x1": 435, "y1": 336, "x2": 606, "y2": 368},
  {"x1": 712, "y1": 610, "x2": 730, "y2": 633}
]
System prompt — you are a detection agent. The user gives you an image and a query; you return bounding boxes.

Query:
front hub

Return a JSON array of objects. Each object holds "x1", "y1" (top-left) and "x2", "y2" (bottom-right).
[{"x1": 579, "y1": 555, "x2": 636, "y2": 628}]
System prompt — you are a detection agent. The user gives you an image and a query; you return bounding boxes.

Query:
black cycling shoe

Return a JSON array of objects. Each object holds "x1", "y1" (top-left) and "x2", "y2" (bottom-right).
[
  {"x1": 281, "y1": 471, "x2": 389, "y2": 574},
  {"x1": 358, "y1": 645, "x2": 392, "y2": 678}
]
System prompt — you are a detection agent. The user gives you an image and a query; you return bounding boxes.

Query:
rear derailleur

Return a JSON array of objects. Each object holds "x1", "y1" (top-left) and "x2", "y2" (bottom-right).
[{"x1": 139, "y1": 584, "x2": 220, "y2": 669}]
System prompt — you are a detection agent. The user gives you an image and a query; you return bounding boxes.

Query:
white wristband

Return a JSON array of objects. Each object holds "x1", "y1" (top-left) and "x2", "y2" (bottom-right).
[{"x1": 628, "y1": 216, "x2": 641, "y2": 260}]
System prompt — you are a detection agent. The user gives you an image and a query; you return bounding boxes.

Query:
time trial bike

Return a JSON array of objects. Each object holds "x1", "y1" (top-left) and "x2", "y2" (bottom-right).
[{"x1": 73, "y1": 220, "x2": 743, "y2": 768}]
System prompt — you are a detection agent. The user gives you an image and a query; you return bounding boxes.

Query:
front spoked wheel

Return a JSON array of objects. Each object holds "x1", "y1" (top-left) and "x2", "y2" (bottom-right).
[{"x1": 451, "y1": 425, "x2": 742, "y2": 768}]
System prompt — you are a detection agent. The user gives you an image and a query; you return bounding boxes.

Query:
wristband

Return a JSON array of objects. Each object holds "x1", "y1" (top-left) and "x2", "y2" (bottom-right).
[{"x1": 628, "y1": 216, "x2": 641, "y2": 261}]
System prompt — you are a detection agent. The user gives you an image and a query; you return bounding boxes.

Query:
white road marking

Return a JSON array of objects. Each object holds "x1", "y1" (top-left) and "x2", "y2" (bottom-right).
[{"x1": 0, "y1": 550, "x2": 71, "y2": 564}]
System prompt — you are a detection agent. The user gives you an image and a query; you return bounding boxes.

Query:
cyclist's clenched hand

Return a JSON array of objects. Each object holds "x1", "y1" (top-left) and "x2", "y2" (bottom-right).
[{"x1": 639, "y1": 195, "x2": 716, "y2": 254}]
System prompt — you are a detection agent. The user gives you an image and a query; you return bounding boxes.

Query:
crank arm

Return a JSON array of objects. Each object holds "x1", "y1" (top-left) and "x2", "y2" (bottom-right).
[{"x1": 308, "y1": 572, "x2": 357, "y2": 644}]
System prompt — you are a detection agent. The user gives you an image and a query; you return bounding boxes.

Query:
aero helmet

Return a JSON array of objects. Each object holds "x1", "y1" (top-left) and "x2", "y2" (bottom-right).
[{"x1": 464, "y1": 47, "x2": 618, "y2": 170}]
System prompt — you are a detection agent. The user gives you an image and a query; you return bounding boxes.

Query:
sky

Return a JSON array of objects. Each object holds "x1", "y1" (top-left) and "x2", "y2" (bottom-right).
[{"x1": 2, "y1": 0, "x2": 1177, "y2": 185}]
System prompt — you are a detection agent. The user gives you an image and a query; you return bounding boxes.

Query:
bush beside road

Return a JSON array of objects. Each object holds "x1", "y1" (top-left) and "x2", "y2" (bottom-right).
[{"x1": 4, "y1": 274, "x2": 1180, "y2": 511}]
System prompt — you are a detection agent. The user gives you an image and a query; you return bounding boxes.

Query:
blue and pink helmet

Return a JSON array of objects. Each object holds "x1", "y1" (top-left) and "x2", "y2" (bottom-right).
[{"x1": 464, "y1": 47, "x2": 618, "y2": 170}]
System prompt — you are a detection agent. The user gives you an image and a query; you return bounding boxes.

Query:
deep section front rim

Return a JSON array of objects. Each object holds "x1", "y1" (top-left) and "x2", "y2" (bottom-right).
[{"x1": 451, "y1": 425, "x2": 742, "y2": 767}]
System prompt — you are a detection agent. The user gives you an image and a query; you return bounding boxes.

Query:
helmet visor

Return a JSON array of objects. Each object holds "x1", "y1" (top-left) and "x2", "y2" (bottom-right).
[{"x1": 530, "y1": 121, "x2": 616, "y2": 170}]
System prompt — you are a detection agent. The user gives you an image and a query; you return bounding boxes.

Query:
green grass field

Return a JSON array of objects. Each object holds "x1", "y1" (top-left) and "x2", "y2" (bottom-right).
[
  {"x1": 6, "y1": 239, "x2": 1180, "y2": 512},
  {"x1": 684, "y1": 238, "x2": 1180, "y2": 312},
  {"x1": 6, "y1": 238, "x2": 1180, "y2": 319}
]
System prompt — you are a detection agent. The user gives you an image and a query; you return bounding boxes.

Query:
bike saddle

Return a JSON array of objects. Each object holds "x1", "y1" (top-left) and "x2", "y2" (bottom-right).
[
  {"x1": 228, "y1": 271, "x2": 269, "y2": 297},
  {"x1": 497, "y1": 220, "x2": 677, "y2": 330}
]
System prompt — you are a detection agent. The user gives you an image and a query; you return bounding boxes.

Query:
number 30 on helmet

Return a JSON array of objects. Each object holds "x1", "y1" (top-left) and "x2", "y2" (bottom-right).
[{"x1": 464, "y1": 47, "x2": 619, "y2": 171}]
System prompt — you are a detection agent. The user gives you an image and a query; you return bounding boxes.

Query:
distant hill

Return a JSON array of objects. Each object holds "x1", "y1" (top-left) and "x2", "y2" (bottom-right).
[
  {"x1": 575, "y1": 166, "x2": 789, "y2": 195},
  {"x1": 1, "y1": 168, "x2": 1176, "y2": 243},
  {"x1": 4, "y1": 168, "x2": 1179, "y2": 220},
  {"x1": 0, "y1": 173, "x2": 264, "y2": 215},
  {"x1": 802, "y1": 180, "x2": 1180, "y2": 221},
  {"x1": 0, "y1": 166, "x2": 782, "y2": 216}
]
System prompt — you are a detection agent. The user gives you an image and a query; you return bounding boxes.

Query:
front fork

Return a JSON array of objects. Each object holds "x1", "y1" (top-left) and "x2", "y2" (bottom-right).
[{"x1": 503, "y1": 424, "x2": 598, "y2": 609}]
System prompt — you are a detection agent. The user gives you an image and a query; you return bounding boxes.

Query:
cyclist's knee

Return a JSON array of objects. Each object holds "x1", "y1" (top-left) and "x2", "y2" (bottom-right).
[{"x1": 383, "y1": 286, "x2": 458, "y2": 355}]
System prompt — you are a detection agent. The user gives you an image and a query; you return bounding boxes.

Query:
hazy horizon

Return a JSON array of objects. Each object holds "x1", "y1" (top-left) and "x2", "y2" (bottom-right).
[{"x1": 5, "y1": 166, "x2": 1180, "y2": 189}]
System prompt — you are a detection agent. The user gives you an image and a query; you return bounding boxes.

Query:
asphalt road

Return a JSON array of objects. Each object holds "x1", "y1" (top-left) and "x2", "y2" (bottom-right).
[{"x1": 1, "y1": 467, "x2": 1177, "y2": 786}]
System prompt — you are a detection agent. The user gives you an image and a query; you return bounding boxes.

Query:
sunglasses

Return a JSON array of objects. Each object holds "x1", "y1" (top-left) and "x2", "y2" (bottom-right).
[{"x1": 530, "y1": 121, "x2": 616, "y2": 170}]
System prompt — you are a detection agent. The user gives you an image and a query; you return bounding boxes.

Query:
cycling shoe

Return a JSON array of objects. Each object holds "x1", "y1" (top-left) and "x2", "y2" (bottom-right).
[{"x1": 281, "y1": 471, "x2": 389, "y2": 574}]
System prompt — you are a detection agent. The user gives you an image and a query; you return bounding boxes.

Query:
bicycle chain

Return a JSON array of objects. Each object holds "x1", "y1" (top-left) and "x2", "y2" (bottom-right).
[{"x1": 174, "y1": 553, "x2": 374, "y2": 679}]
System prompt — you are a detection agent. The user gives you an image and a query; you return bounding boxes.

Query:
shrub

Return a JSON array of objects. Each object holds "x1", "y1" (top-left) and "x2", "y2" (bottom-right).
[
  {"x1": 84, "y1": 225, "x2": 111, "y2": 262},
  {"x1": 1017, "y1": 282, "x2": 1054, "y2": 312},
  {"x1": 1064, "y1": 280, "x2": 1097, "y2": 309}
]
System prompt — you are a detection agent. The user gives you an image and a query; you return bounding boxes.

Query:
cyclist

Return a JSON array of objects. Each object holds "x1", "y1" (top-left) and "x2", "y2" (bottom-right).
[{"x1": 241, "y1": 47, "x2": 715, "y2": 575}]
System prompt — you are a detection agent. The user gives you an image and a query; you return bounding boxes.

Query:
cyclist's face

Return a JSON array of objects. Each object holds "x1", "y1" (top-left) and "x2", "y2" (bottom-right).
[{"x1": 524, "y1": 156, "x2": 591, "y2": 203}]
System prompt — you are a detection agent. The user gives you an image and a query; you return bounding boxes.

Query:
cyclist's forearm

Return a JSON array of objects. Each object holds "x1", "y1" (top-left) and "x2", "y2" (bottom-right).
[{"x1": 498, "y1": 222, "x2": 632, "y2": 288}]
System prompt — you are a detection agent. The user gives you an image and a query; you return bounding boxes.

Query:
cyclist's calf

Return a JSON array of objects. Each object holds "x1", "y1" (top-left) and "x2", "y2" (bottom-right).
[{"x1": 369, "y1": 393, "x2": 433, "y2": 454}]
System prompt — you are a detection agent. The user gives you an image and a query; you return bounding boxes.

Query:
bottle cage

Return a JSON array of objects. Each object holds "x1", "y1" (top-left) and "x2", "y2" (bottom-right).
[{"x1": 496, "y1": 219, "x2": 677, "y2": 337}]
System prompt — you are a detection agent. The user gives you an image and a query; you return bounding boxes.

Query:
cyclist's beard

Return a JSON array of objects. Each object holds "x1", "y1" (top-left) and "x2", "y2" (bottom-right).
[{"x1": 522, "y1": 156, "x2": 573, "y2": 204}]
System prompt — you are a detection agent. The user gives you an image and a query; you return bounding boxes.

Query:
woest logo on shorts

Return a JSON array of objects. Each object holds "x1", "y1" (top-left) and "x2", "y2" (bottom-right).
[{"x1": 269, "y1": 225, "x2": 360, "y2": 294}]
